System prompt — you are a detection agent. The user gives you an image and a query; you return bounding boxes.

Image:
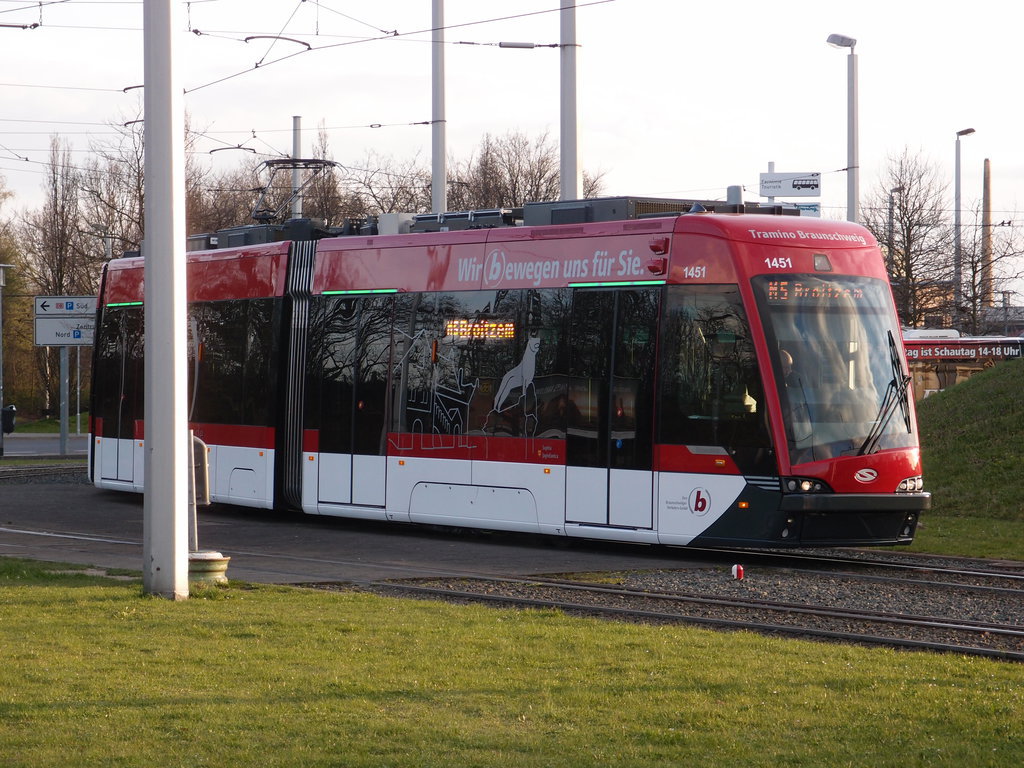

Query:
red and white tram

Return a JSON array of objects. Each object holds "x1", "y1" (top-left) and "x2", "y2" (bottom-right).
[{"x1": 90, "y1": 197, "x2": 930, "y2": 547}]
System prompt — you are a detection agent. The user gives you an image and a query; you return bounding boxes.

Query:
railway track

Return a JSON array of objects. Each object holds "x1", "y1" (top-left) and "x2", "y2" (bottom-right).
[
  {"x1": 4, "y1": 464, "x2": 1021, "y2": 660},
  {"x1": 0, "y1": 464, "x2": 87, "y2": 483},
  {"x1": 350, "y1": 571, "x2": 1024, "y2": 662},
  {"x1": 317, "y1": 547, "x2": 1024, "y2": 663},
  {"x1": 692, "y1": 546, "x2": 1024, "y2": 586}
]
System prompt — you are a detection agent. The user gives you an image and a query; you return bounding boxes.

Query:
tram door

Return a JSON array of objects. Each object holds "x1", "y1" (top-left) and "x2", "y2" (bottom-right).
[
  {"x1": 99, "y1": 355, "x2": 136, "y2": 483},
  {"x1": 94, "y1": 309, "x2": 143, "y2": 484},
  {"x1": 315, "y1": 296, "x2": 389, "y2": 508},
  {"x1": 565, "y1": 289, "x2": 659, "y2": 528}
]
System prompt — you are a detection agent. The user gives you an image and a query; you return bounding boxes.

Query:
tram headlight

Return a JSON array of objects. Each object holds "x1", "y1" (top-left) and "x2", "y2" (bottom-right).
[
  {"x1": 783, "y1": 477, "x2": 829, "y2": 494},
  {"x1": 897, "y1": 476, "x2": 924, "y2": 493}
]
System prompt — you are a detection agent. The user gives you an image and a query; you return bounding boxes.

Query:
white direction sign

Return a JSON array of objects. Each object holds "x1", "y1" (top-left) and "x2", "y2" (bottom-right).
[
  {"x1": 759, "y1": 172, "x2": 821, "y2": 198},
  {"x1": 34, "y1": 295, "x2": 97, "y2": 316},
  {"x1": 34, "y1": 317, "x2": 96, "y2": 347}
]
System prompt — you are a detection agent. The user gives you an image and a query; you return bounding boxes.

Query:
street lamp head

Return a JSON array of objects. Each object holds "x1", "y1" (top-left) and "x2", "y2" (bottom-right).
[
  {"x1": 956, "y1": 127, "x2": 976, "y2": 137},
  {"x1": 827, "y1": 33, "x2": 856, "y2": 49}
]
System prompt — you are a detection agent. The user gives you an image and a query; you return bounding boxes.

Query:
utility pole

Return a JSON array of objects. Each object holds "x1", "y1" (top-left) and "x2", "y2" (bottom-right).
[
  {"x1": 431, "y1": 0, "x2": 446, "y2": 214},
  {"x1": 142, "y1": 0, "x2": 189, "y2": 599},
  {"x1": 0, "y1": 264, "x2": 12, "y2": 458},
  {"x1": 559, "y1": 0, "x2": 579, "y2": 200},
  {"x1": 981, "y1": 158, "x2": 993, "y2": 308},
  {"x1": 291, "y1": 116, "x2": 302, "y2": 220}
]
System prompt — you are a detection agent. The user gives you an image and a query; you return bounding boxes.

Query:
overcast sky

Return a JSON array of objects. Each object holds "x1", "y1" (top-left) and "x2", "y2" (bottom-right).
[{"x1": 1, "y1": 0, "x2": 1020, "y2": 236}]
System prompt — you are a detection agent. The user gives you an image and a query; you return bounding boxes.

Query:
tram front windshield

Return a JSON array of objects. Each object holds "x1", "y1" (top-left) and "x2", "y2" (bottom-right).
[{"x1": 752, "y1": 274, "x2": 915, "y2": 465}]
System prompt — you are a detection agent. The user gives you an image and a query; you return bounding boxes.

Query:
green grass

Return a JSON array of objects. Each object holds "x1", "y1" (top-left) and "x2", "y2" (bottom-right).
[
  {"x1": 906, "y1": 358, "x2": 1024, "y2": 559},
  {"x1": 10, "y1": 415, "x2": 88, "y2": 434},
  {"x1": 0, "y1": 457, "x2": 86, "y2": 467},
  {"x1": 1, "y1": 558, "x2": 1023, "y2": 767}
]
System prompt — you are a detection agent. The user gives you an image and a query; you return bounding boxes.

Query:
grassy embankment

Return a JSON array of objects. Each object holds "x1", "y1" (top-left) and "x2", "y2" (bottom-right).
[
  {"x1": 1, "y1": 558, "x2": 1022, "y2": 767},
  {"x1": 908, "y1": 356, "x2": 1024, "y2": 559}
]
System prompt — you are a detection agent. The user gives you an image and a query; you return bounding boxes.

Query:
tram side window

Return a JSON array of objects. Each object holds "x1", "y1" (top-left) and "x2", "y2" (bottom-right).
[
  {"x1": 306, "y1": 296, "x2": 358, "y2": 452},
  {"x1": 387, "y1": 290, "x2": 570, "y2": 441},
  {"x1": 307, "y1": 295, "x2": 394, "y2": 456},
  {"x1": 461, "y1": 290, "x2": 524, "y2": 436},
  {"x1": 471, "y1": 288, "x2": 571, "y2": 439},
  {"x1": 658, "y1": 285, "x2": 773, "y2": 475},
  {"x1": 352, "y1": 295, "x2": 393, "y2": 455},
  {"x1": 93, "y1": 306, "x2": 144, "y2": 439},
  {"x1": 391, "y1": 291, "x2": 520, "y2": 438},
  {"x1": 531, "y1": 288, "x2": 572, "y2": 440},
  {"x1": 188, "y1": 298, "x2": 277, "y2": 427}
]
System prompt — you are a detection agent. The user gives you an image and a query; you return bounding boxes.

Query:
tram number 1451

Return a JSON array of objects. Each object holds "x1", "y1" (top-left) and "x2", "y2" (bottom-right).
[
  {"x1": 764, "y1": 257, "x2": 793, "y2": 269},
  {"x1": 681, "y1": 265, "x2": 707, "y2": 279}
]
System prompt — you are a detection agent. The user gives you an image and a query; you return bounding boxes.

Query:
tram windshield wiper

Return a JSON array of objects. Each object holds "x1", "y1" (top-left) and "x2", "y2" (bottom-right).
[{"x1": 858, "y1": 330, "x2": 912, "y2": 456}]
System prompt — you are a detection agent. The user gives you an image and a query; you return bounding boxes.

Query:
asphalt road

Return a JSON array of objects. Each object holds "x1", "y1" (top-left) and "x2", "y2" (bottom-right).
[
  {"x1": 1, "y1": 432, "x2": 89, "y2": 458},
  {"x1": 0, "y1": 479, "x2": 709, "y2": 584}
]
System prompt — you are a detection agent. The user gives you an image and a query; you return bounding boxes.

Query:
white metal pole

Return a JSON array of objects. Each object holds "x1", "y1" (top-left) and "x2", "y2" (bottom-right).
[
  {"x1": 143, "y1": 0, "x2": 189, "y2": 599},
  {"x1": 559, "y1": 0, "x2": 579, "y2": 201},
  {"x1": 847, "y1": 47, "x2": 859, "y2": 223},
  {"x1": 75, "y1": 346, "x2": 80, "y2": 435},
  {"x1": 431, "y1": 0, "x2": 446, "y2": 214},
  {"x1": 59, "y1": 346, "x2": 68, "y2": 455},
  {"x1": 954, "y1": 135, "x2": 963, "y2": 319},
  {"x1": 291, "y1": 116, "x2": 302, "y2": 220},
  {"x1": 0, "y1": 265, "x2": 6, "y2": 458},
  {"x1": 953, "y1": 128, "x2": 975, "y2": 326}
]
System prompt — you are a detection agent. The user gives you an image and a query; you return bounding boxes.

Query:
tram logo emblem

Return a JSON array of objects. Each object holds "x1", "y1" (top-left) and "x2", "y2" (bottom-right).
[
  {"x1": 688, "y1": 487, "x2": 711, "y2": 516},
  {"x1": 854, "y1": 468, "x2": 878, "y2": 484},
  {"x1": 484, "y1": 249, "x2": 507, "y2": 288}
]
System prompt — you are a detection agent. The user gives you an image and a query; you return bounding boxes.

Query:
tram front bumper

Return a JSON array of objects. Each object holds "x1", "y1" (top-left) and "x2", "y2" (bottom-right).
[{"x1": 779, "y1": 492, "x2": 929, "y2": 546}]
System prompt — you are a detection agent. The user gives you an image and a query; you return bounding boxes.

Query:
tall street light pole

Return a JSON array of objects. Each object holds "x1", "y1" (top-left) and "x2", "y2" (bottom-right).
[
  {"x1": 431, "y1": 0, "x2": 446, "y2": 214},
  {"x1": 441, "y1": 0, "x2": 579, "y2": 207},
  {"x1": 827, "y1": 34, "x2": 858, "y2": 223},
  {"x1": 142, "y1": 0, "x2": 189, "y2": 600},
  {"x1": 559, "y1": 0, "x2": 579, "y2": 200},
  {"x1": 499, "y1": 2, "x2": 579, "y2": 201},
  {"x1": 954, "y1": 127, "x2": 976, "y2": 327},
  {"x1": 0, "y1": 264, "x2": 12, "y2": 458}
]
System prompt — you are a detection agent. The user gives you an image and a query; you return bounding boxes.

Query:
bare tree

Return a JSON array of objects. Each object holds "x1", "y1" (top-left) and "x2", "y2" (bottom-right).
[
  {"x1": 451, "y1": 130, "x2": 559, "y2": 209},
  {"x1": 343, "y1": 151, "x2": 431, "y2": 215},
  {"x1": 863, "y1": 147, "x2": 1024, "y2": 332},
  {"x1": 301, "y1": 125, "x2": 367, "y2": 226},
  {"x1": 449, "y1": 130, "x2": 605, "y2": 211},
  {"x1": 957, "y1": 204, "x2": 1024, "y2": 334},
  {"x1": 0, "y1": 175, "x2": 40, "y2": 412},
  {"x1": 861, "y1": 148, "x2": 954, "y2": 328},
  {"x1": 581, "y1": 168, "x2": 607, "y2": 200},
  {"x1": 189, "y1": 156, "x2": 267, "y2": 234},
  {"x1": 83, "y1": 110, "x2": 221, "y2": 244},
  {"x1": 184, "y1": 128, "x2": 608, "y2": 231},
  {"x1": 82, "y1": 116, "x2": 145, "y2": 256},
  {"x1": 0, "y1": 222, "x2": 40, "y2": 412},
  {"x1": 17, "y1": 137, "x2": 90, "y2": 411},
  {"x1": 19, "y1": 138, "x2": 90, "y2": 294}
]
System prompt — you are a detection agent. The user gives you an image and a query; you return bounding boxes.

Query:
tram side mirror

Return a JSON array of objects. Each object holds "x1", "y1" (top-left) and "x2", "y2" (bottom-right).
[{"x1": 1, "y1": 404, "x2": 15, "y2": 434}]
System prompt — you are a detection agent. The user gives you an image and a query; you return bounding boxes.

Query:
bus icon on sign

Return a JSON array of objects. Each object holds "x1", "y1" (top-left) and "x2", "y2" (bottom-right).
[{"x1": 792, "y1": 177, "x2": 820, "y2": 190}]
